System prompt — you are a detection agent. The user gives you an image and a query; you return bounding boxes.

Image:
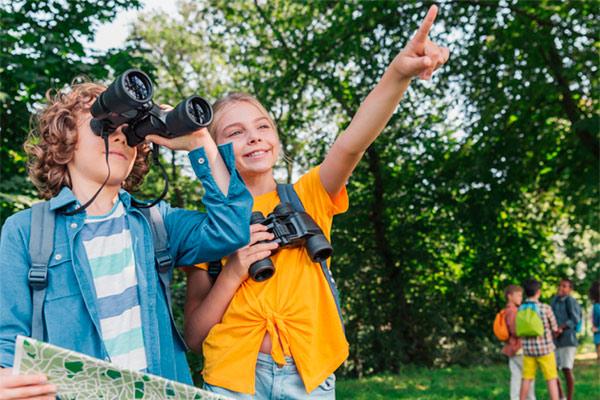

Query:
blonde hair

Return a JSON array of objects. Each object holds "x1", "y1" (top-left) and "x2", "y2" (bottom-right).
[
  {"x1": 24, "y1": 82, "x2": 150, "y2": 199},
  {"x1": 208, "y1": 92, "x2": 278, "y2": 141}
]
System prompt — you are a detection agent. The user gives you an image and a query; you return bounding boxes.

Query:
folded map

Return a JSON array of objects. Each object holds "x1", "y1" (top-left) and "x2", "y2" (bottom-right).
[{"x1": 13, "y1": 335, "x2": 230, "y2": 399}]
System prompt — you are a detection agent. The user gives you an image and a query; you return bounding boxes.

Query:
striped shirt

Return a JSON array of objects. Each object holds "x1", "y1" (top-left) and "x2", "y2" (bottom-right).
[
  {"x1": 521, "y1": 300, "x2": 558, "y2": 357},
  {"x1": 81, "y1": 201, "x2": 147, "y2": 371}
]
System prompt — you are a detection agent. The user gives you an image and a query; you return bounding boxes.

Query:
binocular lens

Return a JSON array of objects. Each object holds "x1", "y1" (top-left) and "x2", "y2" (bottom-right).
[
  {"x1": 123, "y1": 71, "x2": 152, "y2": 102},
  {"x1": 187, "y1": 97, "x2": 213, "y2": 125}
]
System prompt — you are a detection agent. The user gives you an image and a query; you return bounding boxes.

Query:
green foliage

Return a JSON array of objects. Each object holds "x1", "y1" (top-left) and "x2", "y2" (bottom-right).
[{"x1": 0, "y1": 0, "x2": 151, "y2": 222}]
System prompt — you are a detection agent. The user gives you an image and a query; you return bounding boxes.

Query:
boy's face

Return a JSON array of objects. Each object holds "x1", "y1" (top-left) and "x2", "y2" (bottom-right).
[
  {"x1": 68, "y1": 112, "x2": 137, "y2": 188},
  {"x1": 508, "y1": 290, "x2": 523, "y2": 306},
  {"x1": 558, "y1": 281, "x2": 572, "y2": 297}
]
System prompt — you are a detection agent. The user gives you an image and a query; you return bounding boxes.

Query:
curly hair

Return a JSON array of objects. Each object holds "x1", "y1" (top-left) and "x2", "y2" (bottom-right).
[{"x1": 24, "y1": 82, "x2": 150, "y2": 199}]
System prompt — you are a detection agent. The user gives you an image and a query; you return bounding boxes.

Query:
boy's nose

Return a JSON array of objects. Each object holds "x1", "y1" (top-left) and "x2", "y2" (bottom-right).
[{"x1": 111, "y1": 125, "x2": 129, "y2": 144}]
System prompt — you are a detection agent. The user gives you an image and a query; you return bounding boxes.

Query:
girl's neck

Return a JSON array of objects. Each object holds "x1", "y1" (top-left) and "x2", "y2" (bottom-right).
[
  {"x1": 70, "y1": 178, "x2": 121, "y2": 216},
  {"x1": 242, "y1": 172, "x2": 277, "y2": 198}
]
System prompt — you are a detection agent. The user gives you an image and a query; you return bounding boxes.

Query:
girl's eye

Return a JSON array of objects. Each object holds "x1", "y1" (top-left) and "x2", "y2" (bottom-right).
[
  {"x1": 228, "y1": 130, "x2": 242, "y2": 137},
  {"x1": 258, "y1": 124, "x2": 270, "y2": 130}
]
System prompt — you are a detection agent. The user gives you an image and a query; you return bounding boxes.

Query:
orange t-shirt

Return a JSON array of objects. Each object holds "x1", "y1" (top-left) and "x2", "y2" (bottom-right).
[{"x1": 196, "y1": 166, "x2": 349, "y2": 394}]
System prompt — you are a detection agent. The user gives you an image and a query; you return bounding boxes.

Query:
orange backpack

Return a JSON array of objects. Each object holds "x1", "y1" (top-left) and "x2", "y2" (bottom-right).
[{"x1": 493, "y1": 309, "x2": 510, "y2": 341}]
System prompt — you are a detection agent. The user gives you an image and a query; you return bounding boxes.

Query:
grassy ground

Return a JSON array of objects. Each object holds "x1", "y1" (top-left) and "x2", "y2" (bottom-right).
[{"x1": 336, "y1": 360, "x2": 599, "y2": 399}]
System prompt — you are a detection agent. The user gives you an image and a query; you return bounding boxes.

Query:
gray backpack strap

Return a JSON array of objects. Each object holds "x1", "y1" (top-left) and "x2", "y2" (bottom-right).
[
  {"x1": 28, "y1": 201, "x2": 55, "y2": 341},
  {"x1": 140, "y1": 206, "x2": 188, "y2": 350},
  {"x1": 276, "y1": 184, "x2": 345, "y2": 330}
]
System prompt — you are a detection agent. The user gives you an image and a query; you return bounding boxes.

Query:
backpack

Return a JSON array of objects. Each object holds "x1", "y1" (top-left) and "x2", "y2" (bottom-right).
[
  {"x1": 206, "y1": 183, "x2": 345, "y2": 330},
  {"x1": 516, "y1": 302, "x2": 544, "y2": 337},
  {"x1": 493, "y1": 309, "x2": 510, "y2": 342},
  {"x1": 27, "y1": 201, "x2": 185, "y2": 347}
]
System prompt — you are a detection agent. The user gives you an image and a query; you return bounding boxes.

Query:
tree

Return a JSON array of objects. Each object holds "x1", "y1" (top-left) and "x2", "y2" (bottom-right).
[{"x1": 0, "y1": 0, "x2": 150, "y2": 221}]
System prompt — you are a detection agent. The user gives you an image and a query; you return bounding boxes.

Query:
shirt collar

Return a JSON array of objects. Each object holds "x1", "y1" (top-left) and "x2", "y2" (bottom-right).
[
  {"x1": 48, "y1": 187, "x2": 78, "y2": 211},
  {"x1": 49, "y1": 187, "x2": 134, "y2": 212}
]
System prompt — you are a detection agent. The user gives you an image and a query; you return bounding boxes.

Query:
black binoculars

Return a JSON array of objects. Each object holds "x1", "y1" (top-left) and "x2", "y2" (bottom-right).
[
  {"x1": 249, "y1": 203, "x2": 333, "y2": 282},
  {"x1": 90, "y1": 69, "x2": 213, "y2": 147}
]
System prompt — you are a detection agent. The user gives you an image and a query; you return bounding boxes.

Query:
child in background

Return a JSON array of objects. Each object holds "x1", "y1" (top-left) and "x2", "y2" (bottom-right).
[
  {"x1": 0, "y1": 82, "x2": 252, "y2": 398},
  {"x1": 519, "y1": 279, "x2": 560, "y2": 400},
  {"x1": 550, "y1": 279, "x2": 581, "y2": 400},
  {"x1": 589, "y1": 281, "x2": 600, "y2": 363},
  {"x1": 184, "y1": 5, "x2": 449, "y2": 399},
  {"x1": 503, "y1": 285, "x2": 535, "y2": 400}
]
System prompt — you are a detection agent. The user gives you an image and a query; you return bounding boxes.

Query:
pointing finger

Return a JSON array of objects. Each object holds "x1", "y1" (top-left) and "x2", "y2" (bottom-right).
[{"x1": 412, "y1": 5, "x2": 438, "y2": 45}]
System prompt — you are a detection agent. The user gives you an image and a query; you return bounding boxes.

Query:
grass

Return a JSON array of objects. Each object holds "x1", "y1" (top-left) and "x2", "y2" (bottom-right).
[{"x1": 336, "y1": 360, "x2": 599, "y2": 399}]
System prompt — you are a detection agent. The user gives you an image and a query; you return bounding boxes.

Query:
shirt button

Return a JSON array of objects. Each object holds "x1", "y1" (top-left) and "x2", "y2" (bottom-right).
[
  {"x1": 54, "y1": 254, "x2": 62, "y2": 261},
  {"x1": 70, "y1": 223, "x2": 77, "y2": 229},
  {"x1": 198, "y1": 157, "x2": 205, "y2": 165}
]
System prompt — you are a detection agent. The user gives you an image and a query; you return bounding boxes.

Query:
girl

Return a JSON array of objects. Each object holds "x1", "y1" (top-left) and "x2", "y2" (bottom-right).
[
  {"x1": 184, "y1": 5, "x2": 449, "y2": 398},
  {"x1": 0, "y1": 81, "x2": 252, "y2": 399}
]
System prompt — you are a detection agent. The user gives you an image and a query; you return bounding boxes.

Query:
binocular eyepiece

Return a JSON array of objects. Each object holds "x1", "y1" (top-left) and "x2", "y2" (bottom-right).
[
  {"x1": 90, "y1": 69, "x2": 213, "y2": 147},
  {"x1": 248, "y1": 203, "x2": 333, "y2": 282}
]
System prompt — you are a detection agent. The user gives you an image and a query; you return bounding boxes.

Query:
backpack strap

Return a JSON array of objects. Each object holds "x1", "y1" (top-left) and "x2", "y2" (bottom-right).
[
  {"x1": 140, "y1": 205, "x2": 188, "y2": 350},
  {"x1": 207, "y1": 260, "x2": 223, "y2": 282},
  {"x1": 276, "y1": 183, "x2": 345, "y2": 330},
  {"x1": 28, "y1": 201, "x2": 55, "y2": 341}
]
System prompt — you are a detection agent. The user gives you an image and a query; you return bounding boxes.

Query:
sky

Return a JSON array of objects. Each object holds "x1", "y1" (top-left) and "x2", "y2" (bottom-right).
[{"x1": 89, "y1": 0, "x2": 177, "y2": 52}]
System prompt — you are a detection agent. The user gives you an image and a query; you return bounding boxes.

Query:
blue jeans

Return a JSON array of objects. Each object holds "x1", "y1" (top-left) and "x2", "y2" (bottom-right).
[{"x1": 203, "y1": 353, "x2": 336, "y2": 399}]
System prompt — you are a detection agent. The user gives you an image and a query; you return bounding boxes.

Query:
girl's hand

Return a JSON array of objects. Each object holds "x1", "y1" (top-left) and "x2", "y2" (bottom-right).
[
  {"x1": 390, "y1": 5, "x2": 449, "y2": 81},
  {"x1": 222, "y1": 224, "x2": 279, "y2": 283},
  {"x1": 145, "y1": 105, "x2": 213, "y2": 152},
  {"x1": 0, "y1": 368, "x2": 56, "y2": 400}
]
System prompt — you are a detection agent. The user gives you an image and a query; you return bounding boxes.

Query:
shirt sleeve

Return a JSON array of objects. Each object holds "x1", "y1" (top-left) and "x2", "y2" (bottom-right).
[
  {"x1": 565, "y1": 297, "x2": 581, "y2": 329},
  {"x1": 0, "y1": 211, "x2": 33, "y2": 367},
  {"x1": 195, "y1": 262, "x2": 208, "y2": 271},
  {"x1": 163, "y1": 142, "x2": 253, "y2": 266},
  {"x1": 294, "y1": 166, "x2": 349, "y2": 218},
  {"x1": 547, "y1": 305, "x2": 559, "y2": 332},
  {"x1": 505, "y1": 308, "x2": 518, "y2": 337},
  {"x1": 594, "y1": 304, "x2": 600, "y2": 328}
]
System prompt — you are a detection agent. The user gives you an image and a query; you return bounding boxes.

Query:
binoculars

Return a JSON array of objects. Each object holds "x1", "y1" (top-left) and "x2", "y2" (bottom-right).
[
  {"x1": 90, "y1": 69, "x2": 213, "y2": 147},
  {"x1": 249, "y1": 203, "x2": 333, "y2": 282}
]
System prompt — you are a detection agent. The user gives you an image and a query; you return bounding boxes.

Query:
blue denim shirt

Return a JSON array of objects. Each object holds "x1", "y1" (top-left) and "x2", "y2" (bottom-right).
[
  {"x1": 550, "y1": 294, "x2": 581, "y2": 348},
  {"x1": 0, "y1": 143, "x2": 252, "y2": 384}
]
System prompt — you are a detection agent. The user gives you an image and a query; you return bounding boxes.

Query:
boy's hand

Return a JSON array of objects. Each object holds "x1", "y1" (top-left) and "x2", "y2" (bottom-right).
[
  {"x1": 390, "y1": 5, "x2": 449, "y2": 81},
  {"x1": 145, "y1": 105, "x2": 213, "y2": 152},
  {"x1": 0, "y1": 368, "x2": 56, "y2": 400},
  {"x1": 222, "y1": 224, "x2": 278, "y2": 283}
]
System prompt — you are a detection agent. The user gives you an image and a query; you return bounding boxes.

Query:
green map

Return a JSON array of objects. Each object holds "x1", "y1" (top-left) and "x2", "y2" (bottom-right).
[{"x1": 13, "y1": 335, "x2": 230, "y2": 399}]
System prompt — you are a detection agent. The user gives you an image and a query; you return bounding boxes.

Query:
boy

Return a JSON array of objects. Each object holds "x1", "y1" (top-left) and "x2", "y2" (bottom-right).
[
  {"x1": 550, "y1": 279, "x2": 581, "y2": 400},
  {"x1": 503, "y1": 285, "x2": 535, "y2": 400},
  {"x1": 0, "y1": 82, "x2": 252, "y2": 397},
  {"x1": 519, "y1": 279, "x2": 560, "y2": 400}
]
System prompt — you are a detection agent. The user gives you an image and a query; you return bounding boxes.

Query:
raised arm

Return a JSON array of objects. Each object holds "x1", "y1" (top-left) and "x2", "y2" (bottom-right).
[
  {"x1": 320, "y1": 5, "x2": 449, "y2": 196},
  {"x1": 147, "y1": 127, "x2": 230, "y2": 195},
  {"x1": 148, "y1": 126, "x2": 253, "y2": 265}
]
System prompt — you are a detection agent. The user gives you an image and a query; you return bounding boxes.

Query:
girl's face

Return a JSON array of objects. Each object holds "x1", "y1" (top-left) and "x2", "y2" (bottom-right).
[
  {"x1": 214, "y1": 101, "x2": 279, "y2": 178},
  {"x1": 68, "y1": 112, "x2": 137, "y2": 188}
]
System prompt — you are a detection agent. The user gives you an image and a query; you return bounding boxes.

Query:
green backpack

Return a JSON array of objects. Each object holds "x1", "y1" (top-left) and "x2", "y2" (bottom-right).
[{"x1": 516, "y1": 302, "x2": 544, "y2": 337}]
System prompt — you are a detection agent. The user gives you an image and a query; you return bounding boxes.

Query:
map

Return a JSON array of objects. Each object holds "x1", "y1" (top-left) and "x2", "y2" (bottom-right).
[{"x1": 12, "y1": 335, "x2": 230, "y2": 399}]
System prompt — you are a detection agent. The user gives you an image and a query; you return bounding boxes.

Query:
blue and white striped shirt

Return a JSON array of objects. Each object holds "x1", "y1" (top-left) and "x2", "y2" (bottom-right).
[{"x1": 81, "y1": 201, "x2": 147, "y2": 371}]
